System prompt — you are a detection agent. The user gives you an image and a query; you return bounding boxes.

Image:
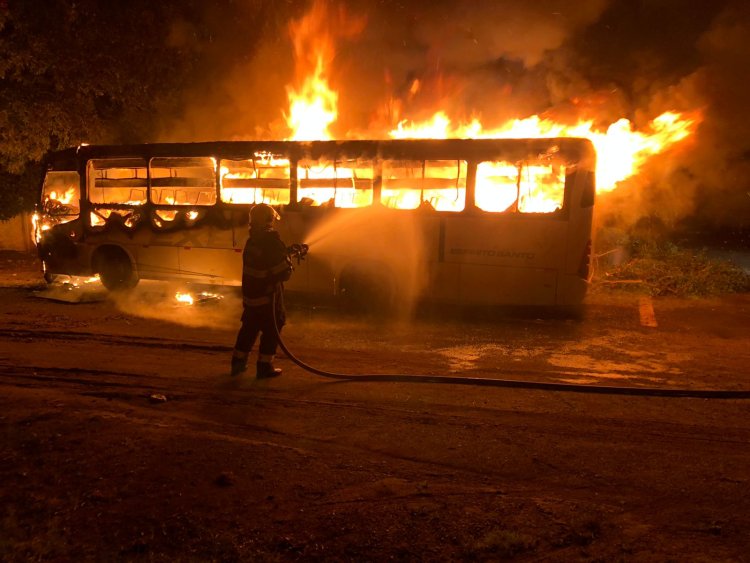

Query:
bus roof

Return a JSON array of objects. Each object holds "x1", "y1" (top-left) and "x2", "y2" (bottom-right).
[{"x1": 45, "y1": 138, "x2": 595, "y2": 169}]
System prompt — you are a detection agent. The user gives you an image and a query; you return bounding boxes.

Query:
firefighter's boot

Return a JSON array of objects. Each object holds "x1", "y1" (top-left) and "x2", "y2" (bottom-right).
[
  {"x1": 230, "y1": 350, "x2": 249, "y2": 377},
  {"x1": 256, "y1": 361, "x2": 282, "y2": 379}
]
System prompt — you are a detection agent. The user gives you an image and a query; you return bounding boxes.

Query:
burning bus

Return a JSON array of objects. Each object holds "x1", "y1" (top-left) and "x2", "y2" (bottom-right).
[{"x1": 34, "y1": 137, "x2": 595, "y2": 311}]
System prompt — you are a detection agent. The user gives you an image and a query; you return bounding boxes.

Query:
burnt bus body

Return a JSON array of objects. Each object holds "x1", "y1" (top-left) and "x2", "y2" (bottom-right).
[{"x1": 35, "y1": 139, "x2": 595, "y2": 311}]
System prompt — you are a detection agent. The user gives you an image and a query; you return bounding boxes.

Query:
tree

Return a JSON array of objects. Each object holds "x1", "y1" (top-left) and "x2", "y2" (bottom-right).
[{"x1": 0, "y1": 0, "x2": 200, "y2": 218}]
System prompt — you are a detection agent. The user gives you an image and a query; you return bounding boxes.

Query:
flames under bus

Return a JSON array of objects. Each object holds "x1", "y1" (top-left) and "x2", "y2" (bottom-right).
[{"x1": 35, "y1": 138, "x2": 595, "y2": 311}]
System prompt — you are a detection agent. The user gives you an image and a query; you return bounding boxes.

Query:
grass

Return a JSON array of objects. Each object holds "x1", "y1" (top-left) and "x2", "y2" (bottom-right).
[
  {"x1": 595, "y1": 240, "x2": 750, "y2": 297},
  {"x1": 470, "y1": 528, "x2": 535, "y2": 558}
]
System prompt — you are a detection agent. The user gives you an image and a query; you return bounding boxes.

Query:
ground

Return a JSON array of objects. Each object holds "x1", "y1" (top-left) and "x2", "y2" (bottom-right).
[{"x1": 1, "y1": 250, "x2": 749, "y2": 561}]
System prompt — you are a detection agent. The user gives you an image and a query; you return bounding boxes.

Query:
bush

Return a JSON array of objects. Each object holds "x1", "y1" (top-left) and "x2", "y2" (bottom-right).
[{"x1": 598, "y1": 241, "x2": 750, "y2": 296}]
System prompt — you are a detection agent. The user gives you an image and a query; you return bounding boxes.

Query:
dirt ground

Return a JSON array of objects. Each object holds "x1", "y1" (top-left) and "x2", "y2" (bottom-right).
[{"x1": 1, "y1": 250, "x2": 749, "y2": 561}]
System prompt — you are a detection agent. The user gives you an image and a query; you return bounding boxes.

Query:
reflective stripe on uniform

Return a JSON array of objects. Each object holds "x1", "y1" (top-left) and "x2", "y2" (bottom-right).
[{"x1": 243, "y1": 295, "x2": 271, "y2": 306}]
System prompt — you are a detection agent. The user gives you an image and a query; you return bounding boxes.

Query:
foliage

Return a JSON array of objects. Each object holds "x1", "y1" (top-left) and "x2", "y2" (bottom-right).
[
  {"x1": 600, "y1": 239, "x2": 750, "y2": 296},
  {"x1": 0, "y1": 0, "x2": 214, "y2": 218},
  {"x1": 0, "y1": 163, "x2": 42, "y2": 219},
  {"x1": 0, "y1": 0, "x2": 309, "y2": 220}
]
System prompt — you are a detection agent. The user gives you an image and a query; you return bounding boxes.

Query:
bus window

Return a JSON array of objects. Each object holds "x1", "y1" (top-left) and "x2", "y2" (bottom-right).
[
  {"x1": 517, "y1": 164, "x2": 565, "y2": 213},
  {"x1": 150, "y1": 157, "x2": 217, "y2": 206},
  {"x1": 88, "y1": 159, "x2": 147, "y2": 205},
  {"x1": 220, "y1": 152, "x2": 290, "y2": 205},
  {"x1": 475, "y1": 161, "x2": 565, "y2": 214},
  {"x1": 423, "y1": 160, "x2": 466, "y2": 212},
  {"x1": 475, "y1": 161, "x2": 519, "y2": 213},
  {"x1": 42, "y1": 171, "x2": 80, "y2": 218},
  {"x1": 382, "y1": 160, "x2": 421, "y2": 209},
  {"x1": 382, "y1": 160, "x2": 466, "y2": 211},
  {"x1": 297, "y1": 158, "x2": 373, "y2": 208}
]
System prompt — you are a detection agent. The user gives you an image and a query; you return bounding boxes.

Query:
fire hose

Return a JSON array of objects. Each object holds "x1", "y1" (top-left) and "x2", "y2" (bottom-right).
[{"x1": 277, "y1": 245, "x2": 750, "y2": 399}]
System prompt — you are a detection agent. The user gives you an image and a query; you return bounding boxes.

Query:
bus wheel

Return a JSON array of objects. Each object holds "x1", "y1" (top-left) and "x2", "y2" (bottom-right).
[
  {"x1": 41, "y1": 260, "x2": 57, "y2": 284},
  {"x1": 339, "y1": 264, "x2": 395, "y2": 315},
  {"x1": 93, "y1": 247, "x2": 138, "y2": 291}
]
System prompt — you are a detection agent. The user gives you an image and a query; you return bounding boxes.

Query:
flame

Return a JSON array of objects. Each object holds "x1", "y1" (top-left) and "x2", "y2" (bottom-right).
[
  {"x1": 219, "y1": 153, "x2": 292, "y2": 205},
  {"x1": 297, "y1": 158, "x2": 374, "y2": 208},
  {"x1": 47, "y1": 187, "x2": 76, "y2": 205},
  {"x1": 173, "y1": 291, "x2": 223, "y2": 306},
  {"x1": 284, "y1": 0, "x2": 365, "y2": 140},
  {"x1": 175, "y1": 292, "x2": 194, "y2": 306},
  {"x1": 286, "y1": 56, "x2": 337, "y2": 141},
  {"x1": 390, "y1": 110, "x2": 700, "y2": 194},
  {"x1": 285, "y1": 1, "x2": 337, "y2": 140},
  {"x1": 66, "y1": 274, "x2": 101, "y2": 288},
  {"x1": 277, "y1": 2, "x2": 700, "y2": 215}
]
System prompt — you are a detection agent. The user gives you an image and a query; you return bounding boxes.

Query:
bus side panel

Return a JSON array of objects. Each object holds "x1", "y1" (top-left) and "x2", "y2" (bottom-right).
[
  {"x1": 426, "y1": 263, "x2": 461, "y2": 303},
  {"x1": 178, "y1": 247, "x2": 242, "y2": 284},
  {"x1": 459, "y1": 264, "x2": 557, "y2": 306},
  {"x1": 131, "y1": 229, "x2": 182, "y2": 282},
  {"x1": 177, "y1": 225, "x2": 238, "y2": 284},
  {"x1": 136, "y1": 246, "x2": 181, "y2": 281},
  {"x1": 440, "y1": 216, "x2": 567, "y2": 306}
]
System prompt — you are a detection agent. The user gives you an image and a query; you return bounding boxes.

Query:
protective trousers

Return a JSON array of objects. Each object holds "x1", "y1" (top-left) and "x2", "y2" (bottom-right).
[{"x1": 233, "y1": 303, "x2": 286, "y2": 361}]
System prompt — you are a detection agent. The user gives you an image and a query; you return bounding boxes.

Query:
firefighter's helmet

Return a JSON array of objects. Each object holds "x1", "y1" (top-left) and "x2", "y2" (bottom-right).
[{"x1": 249, "y1": 203, "x2": 280, "y2": 226}]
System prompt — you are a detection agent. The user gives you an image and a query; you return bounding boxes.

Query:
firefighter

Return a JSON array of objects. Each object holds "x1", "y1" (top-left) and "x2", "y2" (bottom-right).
[{"x1": 231, "y1": 203, "x2": 293, "y2": 378}]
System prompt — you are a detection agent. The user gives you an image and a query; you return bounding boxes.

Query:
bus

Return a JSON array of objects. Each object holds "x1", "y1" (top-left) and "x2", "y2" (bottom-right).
[{"x1": 34, "y1": 138, "x2": 595, "y2": 311}]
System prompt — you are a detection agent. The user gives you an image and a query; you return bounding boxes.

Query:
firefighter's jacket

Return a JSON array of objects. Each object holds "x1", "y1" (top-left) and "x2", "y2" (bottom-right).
[{"x1": 241, "y1": 227, "x2": 292, "y2": 308}]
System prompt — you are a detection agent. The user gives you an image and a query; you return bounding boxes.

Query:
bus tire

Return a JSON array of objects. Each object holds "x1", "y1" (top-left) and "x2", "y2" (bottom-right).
[
  {"x1": 41, "y1": 260, "x2": 57, "y2": 284},
  {"x1": 338, "y1": 263, "x2": 395, "y2": 315},
  {"x1": 93, "y1": 246, "x2": 138, "y2": 291}
]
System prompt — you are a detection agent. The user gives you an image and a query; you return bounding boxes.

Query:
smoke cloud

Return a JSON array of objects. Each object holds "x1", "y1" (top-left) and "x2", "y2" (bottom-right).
[{"x1": 160, "y1": 0, "x2": 750, "y2": 234}]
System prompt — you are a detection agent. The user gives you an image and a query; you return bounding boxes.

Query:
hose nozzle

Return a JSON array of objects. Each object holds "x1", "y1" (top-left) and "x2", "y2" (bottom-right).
[{"x1": 287, "y1": 243, "x2": 309, "y2": 264}]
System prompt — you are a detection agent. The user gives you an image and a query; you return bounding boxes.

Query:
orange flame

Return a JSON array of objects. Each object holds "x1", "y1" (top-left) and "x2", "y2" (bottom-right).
[
  {"x1": 285, "y1": 0, "x2": 365, "y2": 140},
  {"x1": 175, "y1": 292, "x2": 194, "y2": 306},
  {"x1": 286, "y1": 54, "x2": 337, "y2": 141},
  {"x1": 390, "y1": 110, "x2": 700, "y2": 193},
  {"x1": 280, "y1": 1, "x2": 700, "y2": 213}
]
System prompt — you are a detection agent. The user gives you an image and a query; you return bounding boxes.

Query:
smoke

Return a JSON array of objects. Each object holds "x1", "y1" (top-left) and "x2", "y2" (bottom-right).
[
  {"x1": 676, "y1": 1, "x2": 750, "y2": 231},
  {"x1": 334, "y1": 0, "x2": 611, "y2": 131},
  {"x1": 591, "y1": 0, "x2": 750, "y2": 236},
  {"x1": 160, "y1": 0, "x2": 750, "y2": 233},
  {"x1": 110, "y1": 282, "x2": 242, "y2": 330}
]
